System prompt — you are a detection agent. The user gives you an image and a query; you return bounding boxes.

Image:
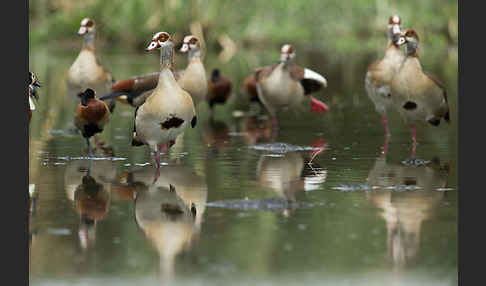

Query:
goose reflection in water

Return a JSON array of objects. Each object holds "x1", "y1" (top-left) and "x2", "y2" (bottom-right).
[
  {"x1": 112, "y1": 164, "x2": 207, "y2": 280},
  {"x1": 256, "y1": 138, "x2": 328, "y2": 216},
  {"x1": 238, "y1": 114, "x2": 273, "y2": 145},
  {"x1": 366, "y1": 155, "x2": 450, "y2": 268}
]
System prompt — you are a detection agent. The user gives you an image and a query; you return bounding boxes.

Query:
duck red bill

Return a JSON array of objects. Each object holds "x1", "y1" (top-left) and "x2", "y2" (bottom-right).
[{"x1": 309, "y1": 96, "x2": 329, "y2": 114}]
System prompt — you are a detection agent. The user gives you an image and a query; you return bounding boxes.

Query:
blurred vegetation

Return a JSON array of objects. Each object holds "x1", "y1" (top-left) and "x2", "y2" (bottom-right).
[{"x1": 30, "y1": 0, "x2": 457, "y2": 55}]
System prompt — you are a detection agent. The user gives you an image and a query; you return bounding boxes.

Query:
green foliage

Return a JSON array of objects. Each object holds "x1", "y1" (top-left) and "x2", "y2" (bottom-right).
[{"x1": 30, "y1": 0, "x2": 457, "y2": 54}]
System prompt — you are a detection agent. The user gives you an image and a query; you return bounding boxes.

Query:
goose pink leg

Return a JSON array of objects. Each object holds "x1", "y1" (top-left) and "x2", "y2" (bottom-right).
[{"x1": 381, "y1": 115, "x2": 391, "y2": 137}]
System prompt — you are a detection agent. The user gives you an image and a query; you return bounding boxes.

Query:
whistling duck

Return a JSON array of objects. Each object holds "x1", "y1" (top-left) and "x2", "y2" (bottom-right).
[
  {"x1": 74, "y1": 88, "x2": 110, "y2": 156},
  {"x1": 100, "y1": 36, "x2": 208, "y2": 109},
  {"x1": 365, "y1": 15, "x2": 404, "y2": 140},
  {"x1": 133, "y1": 32, "x2": 197, "y2": 176},
  {"x1": 255, "y1": 44, "x2": 329, "y2": 133},
  {"x1": 66, "y1": 18, "x2": 116, "y2": 112},
  {"x1": 207, "y1": 69, "x2": 232, "y2": 110},
  {"x1": 29, "y1": 72, "x2": 41, "y2": 122},
  {"x1": 390, "y1": 30, "x2": 450, "y2": 158}
]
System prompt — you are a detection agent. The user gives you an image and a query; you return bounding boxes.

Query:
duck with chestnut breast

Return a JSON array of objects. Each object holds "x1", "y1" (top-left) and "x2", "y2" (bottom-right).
[
  {"x1": 255, "y1": 44, "x2": 329, "y2": 132},
  {"x1": 132, "y1": 32, "x2": 197, "y2": 177},
  {"x1": 365, "y1": 15, "x2": 404, "y2": 140},
  {"x1": 29, "y1": 72, "x2": 41, "y2": 122},
  {"x1": 207, "y1": 69, "x2": 232, "y2": 111},
  {"x1": 66, "y1": 18, "x2": 116, "y2": 112},
  {"x1": 100, "y1": 35, "x2": 208, "y2": 109},
  {"x1": 390, "y1": 30, "x2": 450, "y2": 159},
  {"x1": 74, "y1": 88, "x2": 110, "y2": 157}
]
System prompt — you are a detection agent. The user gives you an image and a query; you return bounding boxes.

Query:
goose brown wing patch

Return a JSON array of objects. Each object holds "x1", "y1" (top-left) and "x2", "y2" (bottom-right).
[
  {"x1": 254, "y1": 65, "x2": 277, "y2": 81},
  {"x1": 111, "y1": 78, "x2": 135, "y2": 92},
  {"x1": 289, "y1": 65, "x2": 305, "y2": 81},
  {"x1": 133, "y1": 72, "x2": 159, "y2": 92},
  {"x1": 424, "y1": 71, "x2": 448, "y2": 103}
]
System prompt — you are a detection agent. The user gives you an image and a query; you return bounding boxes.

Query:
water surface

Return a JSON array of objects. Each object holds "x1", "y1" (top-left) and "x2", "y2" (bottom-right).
[{"x1": 29, "y1": 44, "x2": 458, "y2": 285}]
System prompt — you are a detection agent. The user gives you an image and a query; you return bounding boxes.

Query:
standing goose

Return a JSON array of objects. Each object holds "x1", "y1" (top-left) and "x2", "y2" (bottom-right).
[
  {"x1": 207, "y1": 69, "x2": 232, "y2": 111},
  {"x1": 390, "y1": 30, "x2": 450, "y2": 159},
  {"x1": 29, "y1": 72, "x2": 41, "y2": 122},
  {"x1": 177, "y1": 35, "x2": 208, "y2": 106},
  {"x1": 255, "y1": 44, "x2": 329, "y2": 132},
  {"x1": 67, "y1": 18, "x2": 116, "y2": 112},
  {"x1": 74, "y1": 88, "x2": 110, "y2": 156},
  {"x1": 133, "y1": 32, "x2": 196, "y2": 176},
  {"x1": 101, "y1": 35, "x2": 208, "y2": 109},
  {"x1": 365, "y1": 15, "x2": 404, "y2": 140}
]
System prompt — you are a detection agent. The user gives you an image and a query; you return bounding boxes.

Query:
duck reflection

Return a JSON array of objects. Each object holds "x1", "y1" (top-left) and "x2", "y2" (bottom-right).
[
  {"x1": 238, "y1": 115, "x2": 273, "y2": 145},
  {"x1": 257, "y1": 139, "x2": 327, "y2": 215},
  {"x1": 74, "y1": 174, "x2": 110, "y2": 250},
  {"x1": 201, "y1": 117, "x2": 232, "y2": 153},
  {"x1": 113, "y1": 164, "x2": 207, "y2": 280},
  {"x1": 64, "y1": 150, "x2": 117, "y2": 250},
  {"x1": 367, "y1": 155, "x2": 450, "y2": 268}
]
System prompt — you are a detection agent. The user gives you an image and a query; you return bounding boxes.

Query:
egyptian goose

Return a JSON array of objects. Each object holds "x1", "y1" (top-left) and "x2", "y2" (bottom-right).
[
  {"x1": 390, "y1": 30, "x2": 450, "y2": 158},
  {"x1": 207, "y1": 69, "x2": 232, "y2": 110},
  {"x1": 177, "y1": 35, "x2": 208, "y2": 106},
  {"x1": 74, "y1": 88, "x2": 110, "y2": 156},
  {"x1": 132, "y1": 32, "x2": 197, "y2": 175},
  {"x1": 365, "y1": 15, "x2": 404, "y2": 139},
  {"x1": 29, "y1": 72, "x2": 41, "y2": 122},
  {"x1": 100, "y1": 36, "x2": 208, "y2": 109},
  {"x1": 255, "y1": 44, "x2": 329, "y2": 132},
  {"x1": 66, "y1": 18, "x2": 116, "y2": 112}
]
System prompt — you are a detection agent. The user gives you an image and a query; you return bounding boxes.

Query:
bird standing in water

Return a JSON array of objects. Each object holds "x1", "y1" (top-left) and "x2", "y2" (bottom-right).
[
  {"x1": 390, "y1": 30, "x2": 450, "y2": 160},
  {"x1": 364, "y1": 15, "x2": 404, "y2": 154},
  {"x1": 29, "y1": 72, "x2": 41, "y2": 122},
  {"x1": 132, "y1": 32, "x2": 196, "y2": 181},
  {"x1": 207, "y1": 69, "x2": 232, "y2": 111},
  {"x1": 254, "y1": 44, "x2": 329, "y2": 137},
  {"x1": 66, "y1": 18, "x2": 116, "y2": 112},
  {"x1": 74, "y1": 88, "x2": 110, "y2": 157}
]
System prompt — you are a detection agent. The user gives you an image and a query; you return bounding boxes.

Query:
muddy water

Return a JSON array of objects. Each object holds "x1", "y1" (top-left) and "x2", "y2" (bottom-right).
[{"x1": 29, "y1": 44, "x2": 457, "y2": 285}]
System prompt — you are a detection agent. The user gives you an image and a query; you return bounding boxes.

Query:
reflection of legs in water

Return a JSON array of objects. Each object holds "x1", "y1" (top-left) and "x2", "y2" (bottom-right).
[
  {"x1": 382, "y1": 134, "x2": 390, "y2": 156},
  {"x1": 271, "y1": 116, "x2": 279, "y2": 141},
  {"x1": 409, "y1": 123, "x2": 417, "y2": 159}
]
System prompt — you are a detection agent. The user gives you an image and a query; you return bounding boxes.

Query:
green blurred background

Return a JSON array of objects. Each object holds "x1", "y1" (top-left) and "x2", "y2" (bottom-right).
[{"x1": 29, "y1": 0, "x2": 458, "y2": 55}]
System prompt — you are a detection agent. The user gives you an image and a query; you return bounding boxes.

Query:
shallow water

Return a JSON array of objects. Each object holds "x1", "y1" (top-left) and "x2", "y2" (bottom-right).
[{"x1": 29, "y1": 44, "x2": 458, "y2": 285}]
